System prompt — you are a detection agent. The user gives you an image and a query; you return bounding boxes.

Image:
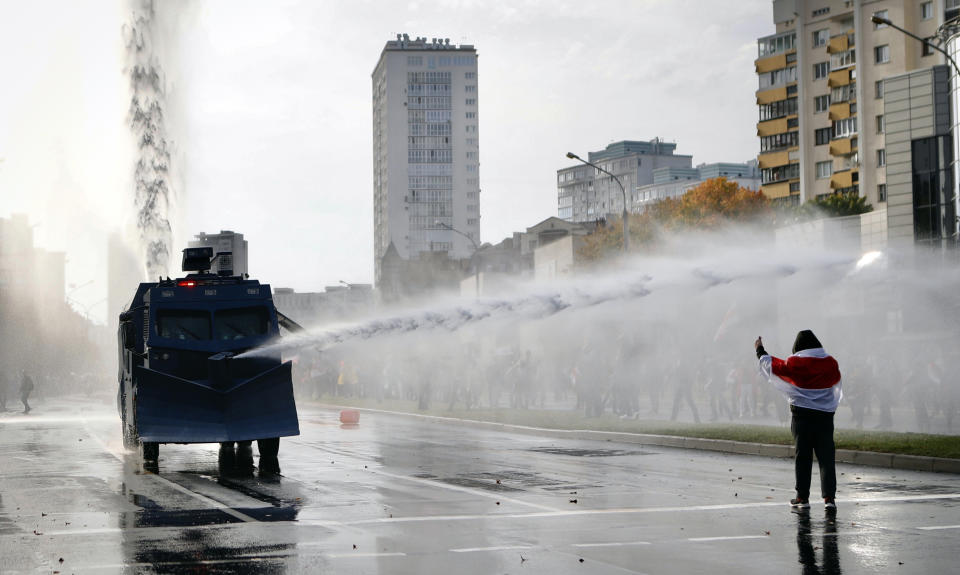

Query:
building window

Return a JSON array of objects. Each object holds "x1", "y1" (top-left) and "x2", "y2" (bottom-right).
[
  {"x1": 875, "y1": 80, "x2": 884, "y2": 99},
  {"x1": 758, "y1": 66, "x2": 797, "y2": 90},
  {"x1": 922, "y1": 41, "x2": 934, "y2": 57},
  {"x1": 831, "y1": 82, "x2": 856, "y2": 103},
  {"x1": 813, "y1": 29, "x2": 829, "y2": 47},
  {"x1": 830, "y1": 49, "x2": 855, "y2": 69},
  {"x1": 877, "y1": 149, "x2": 886, "y2": 167},
  {"x1": 466, "y1": 111, "x2": 476, "y2": 119},
  {"x1": 815, "y1": 127, "x2": 832, "y2": 145},
  {"x1": 816, "y1": 161, "x2": 833, "y2": 179},
  {"x1": 875, "y1": 44, "x2": 890, "y2": 64},
  {"x1": 465, "y1": 85, "x2": 476, "y2": 92},
  {"x1": 761, "y1": 163, "x2": 800, "y2": 184},
  {"x1": 878, "y1": 183, "x2": 887, "y2": 202},
  {"x1": 911, "y1": 136, "x2": 954, "y2": 243},
  {"x1": 814, "y1": 61, "x2": 830, "y2": 79},
  {"x1": 833, "y1": 116, "x2": 858, "y2": 138},
  {"x1": 813, "y1": 7, "x2": 830, "y2": 17},
  {"x1": 465, "y1": 71, "x2": 476, "y2": 79},
  {"x1": 760, "y1": 131, "x2": 799, "y2": 152},
  {"x1": 815, "y1": 94, "x2": 831, "y2": 113},
  {"x1": 876, "y1": 114, "x2": 885, "y2": 134},
  {"x1": 758, "y1": 32, "x2": 797, "y2": 58},
  {"x1": 407, "y1": 56, "x2": 423, "y2": 66},
  {"x1": 467, "y1": 218, "x2": 478, "y2": 226},
  {"x1": 922, "y1": 2, "x2": 933, "y2": 20},
  {"x1": 758, "y1": 97, "x2": 798, "y2": 121},
  {"x1": 465, "y1": 98, "x2": 476, "y2": 105},
  {"x1": 874, "y1": 10, "x2": 888, "y2": 28}
]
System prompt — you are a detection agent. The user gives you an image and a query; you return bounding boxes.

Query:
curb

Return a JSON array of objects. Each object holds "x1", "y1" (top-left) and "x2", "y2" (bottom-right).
[{"x1": 317, "y1": 403, "x2": 960, "y2": 474}]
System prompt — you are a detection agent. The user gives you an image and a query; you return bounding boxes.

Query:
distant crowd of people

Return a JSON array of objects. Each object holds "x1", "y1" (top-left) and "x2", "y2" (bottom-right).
[{"x1": 291, "y1": 336, "x2": 960, "y2": 434}]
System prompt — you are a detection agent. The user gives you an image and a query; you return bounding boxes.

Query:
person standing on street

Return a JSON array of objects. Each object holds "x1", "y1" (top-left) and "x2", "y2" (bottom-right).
[
  {"x1": 755, "y1": 331, "x2": 842, "y2": 510},
  {"x1": 20, "y1": 371, "x2": 34, "y2": 414}
]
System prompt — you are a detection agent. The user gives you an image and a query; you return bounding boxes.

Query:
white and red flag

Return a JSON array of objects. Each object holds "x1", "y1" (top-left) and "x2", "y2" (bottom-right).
[{"x1": 759, "y1": 348, "x2": 842, "y2": 412}]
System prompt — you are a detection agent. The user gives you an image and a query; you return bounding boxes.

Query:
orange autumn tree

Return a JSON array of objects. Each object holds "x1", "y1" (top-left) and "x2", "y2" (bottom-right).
[
  {"x1": 578, "y1": 177, "x2": 772, "y2": 261},
  {"x1": 654, "y1": 176, "x2": 772, "y2": 229}
]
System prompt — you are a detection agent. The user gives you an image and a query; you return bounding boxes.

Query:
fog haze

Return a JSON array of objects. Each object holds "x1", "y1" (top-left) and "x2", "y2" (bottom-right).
[{"x1": 0, "y1": 0, "x2": 770, "y2": 324}]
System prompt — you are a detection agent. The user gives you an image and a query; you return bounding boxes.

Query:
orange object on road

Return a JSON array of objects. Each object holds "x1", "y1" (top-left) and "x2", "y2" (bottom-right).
[{"x1": 339, "y1": 409, "x2": 360, "y2": 424}]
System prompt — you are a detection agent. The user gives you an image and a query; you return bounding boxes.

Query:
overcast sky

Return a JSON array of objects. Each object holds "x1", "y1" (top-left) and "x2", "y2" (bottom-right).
[{"x1": 0, "y1": 0, "x2": 773, "y2": 324}]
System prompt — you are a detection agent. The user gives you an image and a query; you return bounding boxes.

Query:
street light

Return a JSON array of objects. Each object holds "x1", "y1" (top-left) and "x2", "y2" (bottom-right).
[
  {"x1": 436, "y1": 220, "x2": 481, "y2": 297},
  {"x1": 566, "y1": 152, "x2": 630, "y2": 252},
  {"x1": 870, "y1": 14, "x2": 960, "y2": 77},
  {"x1": 872, "y1": 13, "x2": 960, "y2": 241}
]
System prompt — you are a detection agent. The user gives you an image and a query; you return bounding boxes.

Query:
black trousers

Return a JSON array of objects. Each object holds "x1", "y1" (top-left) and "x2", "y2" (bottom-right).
[{"x1": 790, "y1": 406, "x2": 836, "y2": 500}]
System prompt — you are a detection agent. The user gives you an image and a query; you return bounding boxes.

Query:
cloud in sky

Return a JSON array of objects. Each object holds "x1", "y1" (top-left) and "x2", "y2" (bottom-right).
[{"x1": 0, "y1": 0, "x2": 772, "y2": 323}]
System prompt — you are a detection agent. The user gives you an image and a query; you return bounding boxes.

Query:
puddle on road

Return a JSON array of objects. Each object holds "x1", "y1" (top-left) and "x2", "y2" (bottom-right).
[
  {"x1": 528, "y1": 446, "x2": 656, "y2": 457},
  {"x1": 849, "y1": 481, "x2": 960, "y2": 495},
  {"x1": 413, "y1": 469, "x2": 602, "y2": 492}
]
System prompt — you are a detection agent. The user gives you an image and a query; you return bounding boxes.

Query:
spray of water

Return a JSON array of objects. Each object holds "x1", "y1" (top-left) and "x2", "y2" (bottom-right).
[
  {"x1": 246, "y1": 239, "x2": 861, "y2": 359},
  {"x1": 264, "y1": 230, "x2": 960, "y2": 435},
  {"x1": 125, "y1": 0, "x2": 174, "y2": 280}
]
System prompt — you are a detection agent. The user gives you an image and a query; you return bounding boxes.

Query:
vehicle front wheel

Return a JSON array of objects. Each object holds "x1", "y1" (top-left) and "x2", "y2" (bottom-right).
[
  {"x1": 141, "y1": 441, "x2": 159, "y2": 462},
  {"x1": 257, "y1": 437, "x2": 280, "y2": 458}
]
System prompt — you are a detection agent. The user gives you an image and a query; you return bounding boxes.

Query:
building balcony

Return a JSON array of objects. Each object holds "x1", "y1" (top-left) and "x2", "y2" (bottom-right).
[
  {"x1": 830, "y1": 169, "x2": 859, "y2": 189},
  {"x1": 761, "y1": 181, "x2": 792, "y2": 199},
  {"x1": 828, "y1": 68, "x2": 854, "y2": 88},
  {"x1": 826, "y1": 31, "x2": 855, "y2": 54},
  {"x1": 829, "y1": 137, "x2": 856, "y2": 156},
  {"x1": 758, "y1": 150, "x2": 790, "y2": 170},
  {"x1": 757, "y1": 117, "x2": 789, "y2": 137},
  {"x1": 755, "y1": 52, "x2": 789, "y2": 74},
  {"x1": 756, "y1": 86, "x2": 788, "y2": 105},
  {"x1": 828, "y1": 102, "x2": 852, "y2": 121}
]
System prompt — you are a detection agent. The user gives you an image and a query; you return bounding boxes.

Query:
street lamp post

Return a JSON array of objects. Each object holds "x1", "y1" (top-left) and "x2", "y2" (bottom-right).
[
  {"x1": 566, "y1": 152, "x2": 630, "y2": 252},
  {"x1": 436, "y1": 221, "x2": 481, "y2": 297},
  {"x1": 872, "y1": 13, "x2": 960, "y2": 241},
  {"x1": 871, "y1": 14, "x2": 960, "y2": 77}
]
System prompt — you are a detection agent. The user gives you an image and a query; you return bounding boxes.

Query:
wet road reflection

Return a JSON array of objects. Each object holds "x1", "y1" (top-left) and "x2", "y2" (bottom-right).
[
  {"x1": 795, "y1": 509, "x2": 841, "y2": 575},
  {"x1": 2, "y1": 401, "x2": 960, "y2": 573}
]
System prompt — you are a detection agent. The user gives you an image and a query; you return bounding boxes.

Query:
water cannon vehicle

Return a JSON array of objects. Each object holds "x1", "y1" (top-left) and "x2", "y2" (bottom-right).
[{"x1": 117, "y1": 247, "x2": 303, "y2": 465}]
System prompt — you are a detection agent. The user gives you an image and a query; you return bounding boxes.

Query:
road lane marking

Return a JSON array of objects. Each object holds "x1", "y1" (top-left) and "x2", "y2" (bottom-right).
[
  {"x1": 451, "y1": 545, "x2": 533, "y2": 553},
  {"x1": 345, "y1": 492, "x2": 960, "y2": 526},
  {"x1": 327, "y1": 552, "x2": 407, "y2": 558},
  {"x1": 917, "y1": 525, "x2": 960, "y2": 531},
  {"x1": 572, "y1": 541, "x2": 651, "y2": 548},
  {"x1": 80, "y1": 417, "x2": 259, "y2": 524},
  {"x1": 363, "y1": 467, "x2": 560, "y2": 512},
  {"x1": 688, "y1": 535, "x2": 768, "y2": 542}
]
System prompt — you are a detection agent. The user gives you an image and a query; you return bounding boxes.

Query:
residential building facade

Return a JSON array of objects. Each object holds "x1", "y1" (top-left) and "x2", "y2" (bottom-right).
[
  {"x1": 557, "y1": 139, "x2": 692, "y2": 223},
  {"x1": 755, "y1": 0, "x2": 947, "y2": 207},
  {"x1": 635, "y1": 161, "x2": 761, "y2": 212},
  {"x1": 372, "y1": 34, "x2": 480, "y2": 286}
]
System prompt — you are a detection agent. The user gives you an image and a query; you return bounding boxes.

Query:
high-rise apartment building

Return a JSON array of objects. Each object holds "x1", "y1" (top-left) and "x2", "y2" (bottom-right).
[
  {"x1": 756, "y1": 0, "x2": 947, "y2": 207},
  {"x1": 372, "y1": 34, "x2": 480, "y2": 286}
]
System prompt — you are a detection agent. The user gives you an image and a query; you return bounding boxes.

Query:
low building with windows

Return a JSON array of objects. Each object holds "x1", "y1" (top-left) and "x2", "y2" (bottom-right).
[
  {"x1": 557, "y1": 139, "x2": 692, "y2": 222},
  {"x1": 634, "y1": 161, "x2": 761, "y2": 212}
]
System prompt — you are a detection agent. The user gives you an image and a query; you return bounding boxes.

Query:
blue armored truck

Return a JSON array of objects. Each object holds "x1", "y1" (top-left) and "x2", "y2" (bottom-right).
[{"x1": 117, "y1": 247, "x2": 301, "y2": 464}]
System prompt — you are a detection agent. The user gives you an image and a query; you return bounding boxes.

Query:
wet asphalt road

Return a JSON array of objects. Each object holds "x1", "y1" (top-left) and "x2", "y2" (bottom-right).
[{"x1": 2, "y1": 398, "x2": 960, "y2": 574}]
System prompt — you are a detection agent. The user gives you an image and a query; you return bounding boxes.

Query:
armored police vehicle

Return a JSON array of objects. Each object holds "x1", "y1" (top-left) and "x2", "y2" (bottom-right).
[{"x1": 118, "y1": 247, "x2": 301, "y2": 463}]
